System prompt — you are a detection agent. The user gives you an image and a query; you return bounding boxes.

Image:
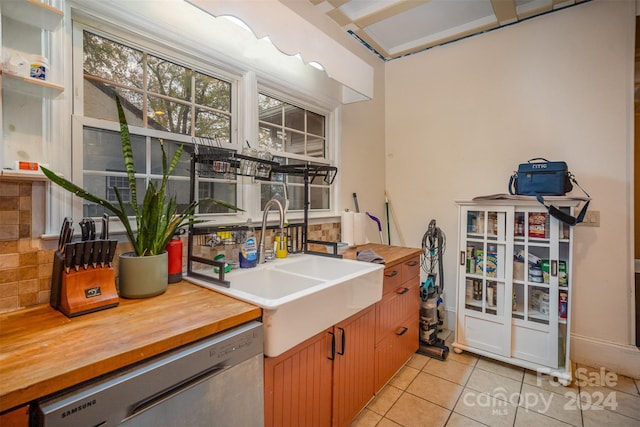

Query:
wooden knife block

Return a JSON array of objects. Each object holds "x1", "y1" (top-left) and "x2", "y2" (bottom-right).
[{"x1": 59, "y1": 267, "x2": 119, "y2": 317}]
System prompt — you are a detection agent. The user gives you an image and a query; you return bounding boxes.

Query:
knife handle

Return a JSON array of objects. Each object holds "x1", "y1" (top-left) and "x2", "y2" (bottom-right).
[
  {"x1": 101, "y1": 214, "x2": 109, "y2": 240},
  {"x1": 99, "y1": 240, "x2": 109, "y2": 268},
  {"x1": 73, "y1": 242, "x2": 84, "y2": 271},
  {"x1": 64, "y1": 244, "x2": 74, "y2": 274},
  {"x1": 108, "y1": 240, "x2": 118, "y2": 267},
  {"x1": 82, "y1": 240, "x2": 93, "y2": 269}
]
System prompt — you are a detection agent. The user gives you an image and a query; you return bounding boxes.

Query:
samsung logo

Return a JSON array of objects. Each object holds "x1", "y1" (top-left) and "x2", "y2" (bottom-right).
[{"x1": 61, "y1": 399, "x2": 96, "y2": 418}]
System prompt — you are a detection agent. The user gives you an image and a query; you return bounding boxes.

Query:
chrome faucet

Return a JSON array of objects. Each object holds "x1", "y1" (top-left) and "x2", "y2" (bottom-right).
[{"x1": 258, "y1": 197, "x2": 285, "y2": 264}]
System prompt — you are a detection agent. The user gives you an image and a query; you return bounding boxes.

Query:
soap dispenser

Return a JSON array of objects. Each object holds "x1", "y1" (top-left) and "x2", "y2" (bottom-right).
[{"x1": 239, "y1": 218, "x2": 257, "y2": 268}]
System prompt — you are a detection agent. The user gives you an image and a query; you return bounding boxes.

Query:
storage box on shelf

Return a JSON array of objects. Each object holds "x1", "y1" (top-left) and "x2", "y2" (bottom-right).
[{"x1": 453, "y1": 198, "x2": 578, "y2": 385}]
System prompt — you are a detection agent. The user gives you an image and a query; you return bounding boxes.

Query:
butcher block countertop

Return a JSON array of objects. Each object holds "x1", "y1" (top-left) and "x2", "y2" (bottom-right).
[
  {"x1": 342, "y1": 243, "x2": 422, "y2": 267},
  {"x1": 0, "y1": 281, "x2": 261, "y2": 413}
]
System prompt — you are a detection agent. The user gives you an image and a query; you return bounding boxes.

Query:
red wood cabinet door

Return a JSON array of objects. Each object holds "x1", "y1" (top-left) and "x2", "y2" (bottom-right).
[
  {"x1": 264, "y1": 330, "x2": 333, "y2": 427},
  {"x1": 332, "y1": 305, "x2": 376, "y2": 427}
]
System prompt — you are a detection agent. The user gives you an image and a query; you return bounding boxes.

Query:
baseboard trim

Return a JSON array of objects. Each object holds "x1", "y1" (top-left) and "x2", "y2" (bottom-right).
[{"x1": 571, "y1": 333, "x2": 640, "y2": 379}]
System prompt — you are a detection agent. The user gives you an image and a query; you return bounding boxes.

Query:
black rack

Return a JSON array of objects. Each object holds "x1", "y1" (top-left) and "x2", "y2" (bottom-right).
[{"x1": 186, "y1": 146, "x2": 339, "y2": 287}]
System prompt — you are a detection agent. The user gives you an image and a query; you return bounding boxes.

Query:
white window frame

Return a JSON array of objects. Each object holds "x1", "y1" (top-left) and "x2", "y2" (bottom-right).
[{"x1": 66, "y1": 14, "x2": 341, "y2": 236}]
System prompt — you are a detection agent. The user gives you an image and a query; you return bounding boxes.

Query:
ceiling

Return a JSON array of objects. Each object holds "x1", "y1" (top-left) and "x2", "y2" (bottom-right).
[{"x1": 308, "y1": 0, "x2": 590, "y2": 61}]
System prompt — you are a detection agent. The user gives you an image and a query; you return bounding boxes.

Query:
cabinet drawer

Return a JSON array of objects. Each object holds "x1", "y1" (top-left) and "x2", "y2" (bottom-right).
[
  {"x1": 376, "y1": 282, "x2": 420, "y2": 343},
  {"x1": 374, "y1": 316, "x2": 419, "y2": 392},
  {"x1": 401, "y1": 256, "x2": 421, "y2": 283},
  {"x1": 382, "y1": 265, "x2": 403, "y2": 295}
]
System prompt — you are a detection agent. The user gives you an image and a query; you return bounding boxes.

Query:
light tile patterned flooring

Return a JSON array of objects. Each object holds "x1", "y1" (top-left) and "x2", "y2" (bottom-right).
[{"x1": 351, "y1": 330, "x2": 640, "y2": 427}]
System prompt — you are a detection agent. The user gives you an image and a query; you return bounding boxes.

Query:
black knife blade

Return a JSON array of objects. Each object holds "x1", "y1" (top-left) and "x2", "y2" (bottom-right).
[
  {"x1": 82, "y1": 240, "x2": 93, "y2": 270},
  {"x1": 73, "y1": 242, "x2": 84, "y2": 272}
]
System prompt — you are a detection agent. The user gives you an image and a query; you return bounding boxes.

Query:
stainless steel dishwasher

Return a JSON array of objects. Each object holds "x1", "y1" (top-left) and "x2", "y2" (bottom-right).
[{"x1": 32, "y1": 321, "x2": 264, "y2": 427}]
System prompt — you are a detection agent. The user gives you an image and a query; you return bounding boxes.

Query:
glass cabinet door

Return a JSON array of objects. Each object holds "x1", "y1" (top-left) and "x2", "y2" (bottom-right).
[
  {"x1": 458, "y1": 206, "x2": 513, "y2": 357},
  {"x1": 462, "y1": 208, "x2": 510, "y2": 318}
]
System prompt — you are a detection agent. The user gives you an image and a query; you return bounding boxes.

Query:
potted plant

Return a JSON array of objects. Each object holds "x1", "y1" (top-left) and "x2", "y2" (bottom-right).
[{"x1": 41, "y1": 94, "x2": 237, "y2": 297}]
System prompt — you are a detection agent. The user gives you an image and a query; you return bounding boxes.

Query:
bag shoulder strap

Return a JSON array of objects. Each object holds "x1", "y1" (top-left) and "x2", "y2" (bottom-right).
[
  {"x1": 508, "y1": 173, "x2": 517, "y2": 195},
  {"x1": 536, "y1": 173, "x2": 591, "y2": 226}
]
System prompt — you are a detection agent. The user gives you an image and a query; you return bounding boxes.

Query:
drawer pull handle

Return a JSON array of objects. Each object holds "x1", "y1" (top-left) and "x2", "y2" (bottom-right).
[
  {"x1": 406, "y1": 261, "x2": 418, "y2": 267},
  {"x1": 385, "y1": 270, "x2": 399, "y2": 278},
  {"x1": 328, "y1": 331, "x2": 335, "y2": 360},
  {"x1": 337, "y1": 327, "x2": 346, "y2": 355},
  {"x1": 396, "y1": 327, "x2": 408, "y2": 336},
  {"x1": 396, "y1": 287, "x2": 409, "y2": 295}
]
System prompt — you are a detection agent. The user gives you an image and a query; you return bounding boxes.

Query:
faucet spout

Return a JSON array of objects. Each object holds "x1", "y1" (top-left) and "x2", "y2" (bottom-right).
[{"x1": 259, "y1": 197, "x2": 285, "y2": 264}]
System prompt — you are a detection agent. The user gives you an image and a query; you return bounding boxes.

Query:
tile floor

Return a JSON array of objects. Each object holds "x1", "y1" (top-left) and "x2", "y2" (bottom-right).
[{"x1": 351, "y1": 330, "x2": 640, "y2": 427}]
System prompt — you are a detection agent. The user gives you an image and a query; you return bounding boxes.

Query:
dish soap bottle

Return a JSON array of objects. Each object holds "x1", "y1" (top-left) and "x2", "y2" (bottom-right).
[{"x1": 239, "y1": 218, "x2": 257, "y2": 268}]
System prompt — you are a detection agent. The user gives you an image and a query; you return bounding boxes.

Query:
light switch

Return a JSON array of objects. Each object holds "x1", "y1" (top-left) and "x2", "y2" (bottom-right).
[{"x1": 579, "y1": 210, "x2": 600, "y2": 227}]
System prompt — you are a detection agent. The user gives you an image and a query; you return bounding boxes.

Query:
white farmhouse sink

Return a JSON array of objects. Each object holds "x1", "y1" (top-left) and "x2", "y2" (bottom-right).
[{"x1": 186, "y1": 254, "x2": 384, "y2": 357}]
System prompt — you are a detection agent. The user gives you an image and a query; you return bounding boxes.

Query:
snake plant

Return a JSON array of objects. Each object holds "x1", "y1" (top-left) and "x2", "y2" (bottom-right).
[{"x1": 41, "y1": 94, "x2": 238, "y2": 256}]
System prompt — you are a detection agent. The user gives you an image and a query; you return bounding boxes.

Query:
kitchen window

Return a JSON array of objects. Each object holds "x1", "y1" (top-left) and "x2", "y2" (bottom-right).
[
  {"x1": 78, "y1": 29, "x2": 238, "y2": 219},
  {"x1": 257, "y1": 93, "x2": 333, "y2": 212},
  {"x1": 71, "y1": 20, "x2": 338, "y2": 228}
]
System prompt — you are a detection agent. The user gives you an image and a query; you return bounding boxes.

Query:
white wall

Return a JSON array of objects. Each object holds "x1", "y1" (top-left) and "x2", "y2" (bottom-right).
[{"x1": 384, "y1": 0, "x2": 638, "y2": 376}]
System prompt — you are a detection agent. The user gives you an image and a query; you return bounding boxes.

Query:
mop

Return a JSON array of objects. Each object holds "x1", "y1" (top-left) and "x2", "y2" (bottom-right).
[{"x1": 366, "y1": 212, "x2": 384, "y2": 244}]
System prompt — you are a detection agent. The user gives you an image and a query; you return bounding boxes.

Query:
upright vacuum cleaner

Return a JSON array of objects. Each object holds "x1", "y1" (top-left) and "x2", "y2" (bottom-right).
[{"x1": 417, "y1": 219, "x2": 449, "y2": 361}]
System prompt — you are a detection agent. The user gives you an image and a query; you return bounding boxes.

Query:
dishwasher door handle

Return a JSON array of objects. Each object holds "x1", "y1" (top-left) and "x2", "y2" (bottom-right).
[{"x1": 125, "y1": 363, "x2": 229, "y2": 420}]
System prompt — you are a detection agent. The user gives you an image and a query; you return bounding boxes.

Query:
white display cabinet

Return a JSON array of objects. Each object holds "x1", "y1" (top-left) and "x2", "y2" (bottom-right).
[
  {"x1": 1, "y1": 0, "x2": 64, "y2": 170},
  {"x1": 452, "y1": 198, "x2": 577, "y2": 385}
]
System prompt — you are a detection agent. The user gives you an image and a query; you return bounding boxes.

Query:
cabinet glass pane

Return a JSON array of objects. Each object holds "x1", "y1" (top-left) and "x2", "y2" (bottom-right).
[{"x1": 528, "y1": 286, "x2": 550, "y2": 324}]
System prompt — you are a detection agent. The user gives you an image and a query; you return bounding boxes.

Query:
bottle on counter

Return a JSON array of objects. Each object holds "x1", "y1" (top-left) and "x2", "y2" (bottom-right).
[{"x1": 239, "y1": 218, "x2": 257, "y2": 268}]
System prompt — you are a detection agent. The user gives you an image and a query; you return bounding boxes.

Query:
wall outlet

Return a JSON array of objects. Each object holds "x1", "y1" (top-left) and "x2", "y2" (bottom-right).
[{"x1": 579, "y1": 210, "x2": 600, "y2": 227}]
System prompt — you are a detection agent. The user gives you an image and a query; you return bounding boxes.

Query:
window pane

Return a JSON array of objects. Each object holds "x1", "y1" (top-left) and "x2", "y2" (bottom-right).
[
  {"x1": 82, "y1": 175, "x2": 145, "y2": 217},
  {"x1": 307, "y1": 111, "x2": 324, "y2": 136},
  {"x1": 147, "y1": 95, "x2": 191, "y2": 134},
  {"x1": 310, "y1": 186, "x2": 330, "y2": 210},
  {"x1": 151, "y1": 179, "x2": 192, "y2": 214},
  {"x1": 194, "y1": 109, "x2": 230, "y2": 141},
  {"x1": 287, "y1": 185, "x2": 305, "y2": 211},
  {"x1": 83, "y1": 127, "x2": 146, "y2": 173},
  {"x1": 83, "y1": 82, "x2": 144, "y2": 124},
  {"x1": 198, "y1": 181, "x2": 237, "y2": 214},
  {"x1": 307, "y1": 135, "x2": 326, "y2": 158},
  {"x1": 147, "y1": 55, "x2": 191, "y2": 101},
  {"x1": 83, "y1": 32, "x2": 143, "y2": 89},
  {"x1": 260, "y1": 182, "x2": 288, "y2": 209},
  {"x1": 258, "y1": 94, "x2": 282, "y2": 125},
  {"x1": 286, "y1": 131, "x2": 305, "y2": 155},
  {"x1": 258, "y1": 123, "x2": 284, "y2": 151},
  {"x1": 195, "y1": 73, "x2": 231, "y2": 112},
  {"x1": 284, "y1": 105, "x2": 304, "y2": 132},
  {"x1": 150, "y1": 138, "x2": 192, "y2": 177}
]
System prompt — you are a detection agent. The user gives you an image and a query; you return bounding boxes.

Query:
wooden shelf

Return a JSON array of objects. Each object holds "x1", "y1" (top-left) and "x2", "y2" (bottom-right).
[
  {"x1": 1, "y1": 0, "x2": 63, "y2": 31},
  {"x1": 1, "y1": 71, "x2": 63, "y2": 98}
]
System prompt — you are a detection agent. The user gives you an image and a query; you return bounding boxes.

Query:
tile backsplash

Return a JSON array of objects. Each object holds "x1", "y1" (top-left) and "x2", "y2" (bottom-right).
[{"x1": 0, "y1": 179, "x2": 341, "y2": 314}]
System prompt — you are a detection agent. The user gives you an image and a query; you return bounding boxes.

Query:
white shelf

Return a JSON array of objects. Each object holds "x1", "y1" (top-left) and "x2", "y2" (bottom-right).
[
  {"x1": 1, "y1": 0, "x2": 63, "y2": 31},
  {"x1": 1, "y1": 71, "x2": 63, "y2": 98}
]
